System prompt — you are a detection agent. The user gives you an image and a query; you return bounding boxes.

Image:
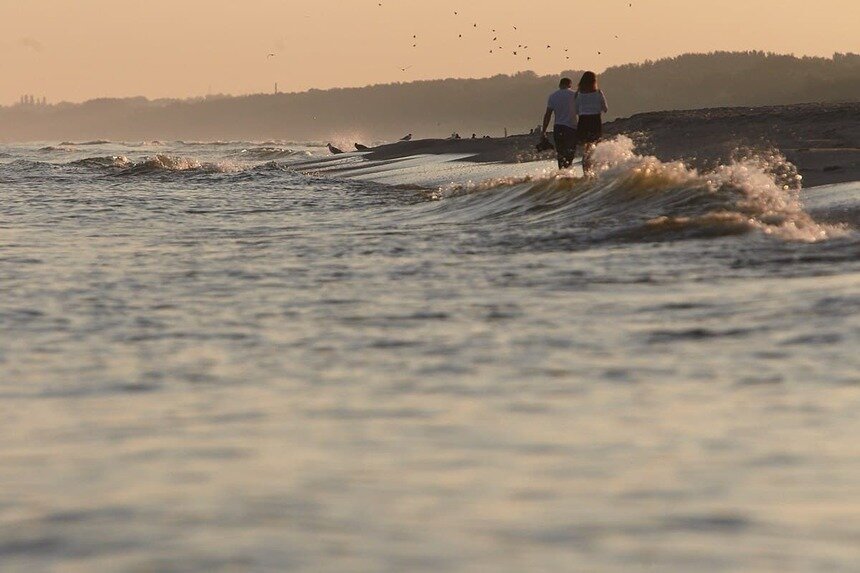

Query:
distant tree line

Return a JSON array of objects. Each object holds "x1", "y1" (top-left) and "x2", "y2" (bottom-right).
[{"x1": 1, "y1": 51, "x2": 858, "y2": 142}]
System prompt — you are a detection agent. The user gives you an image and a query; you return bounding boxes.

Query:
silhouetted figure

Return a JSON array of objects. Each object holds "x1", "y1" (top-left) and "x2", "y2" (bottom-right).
[
  {"x1": 575, "y1": 71, "x2": 609, "y2": 175},
  {"x1": 541, "y1": 77, "x2": 577, "y2": 169},
  {"x1": 400, "y1": 134, "x2": 413, "y2": 141},
  {"x1": 327, "y1": 143, "x2": 345, "y2": 154},
  {"x1": 354, "y1": 143, "x2": 370, "y2": 151}
]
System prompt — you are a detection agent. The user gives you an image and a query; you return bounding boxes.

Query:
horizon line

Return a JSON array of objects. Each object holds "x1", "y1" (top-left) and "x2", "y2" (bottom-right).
[{"x1": 3, "y1": 50, "x2": 857, "y2": 109}]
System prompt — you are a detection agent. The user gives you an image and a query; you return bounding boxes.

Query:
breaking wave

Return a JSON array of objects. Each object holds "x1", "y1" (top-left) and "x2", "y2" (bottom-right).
[
  {"x1": 228, "y1": 147, "x2": 312, "y2": 161},
  {"x1": 2, "y1": 153, "x2": 295, "y2": 178},
  {"x1": 119, "y1": 155, "x2": 245, "y2": 175},
  {"x1": 417, "y1": 136, "x2": 850, "y2": 243},
  {"x1": 61, "y1": 154, "x2": 238, "y2": 174},
  {"x1": 69, "y1": 156, "x2": 133, "y2": 169},
  {"x1": 38, "y1": 146, "x2": 75, "y2": 153},
  {"x1": 59, "y1": 140, "x2": 112, "y2": 146}
]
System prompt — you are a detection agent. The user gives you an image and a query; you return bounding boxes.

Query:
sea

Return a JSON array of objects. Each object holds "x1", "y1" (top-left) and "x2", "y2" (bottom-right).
[{"x1": 1, "y1": 138, "x2": 858, "y2": 572}]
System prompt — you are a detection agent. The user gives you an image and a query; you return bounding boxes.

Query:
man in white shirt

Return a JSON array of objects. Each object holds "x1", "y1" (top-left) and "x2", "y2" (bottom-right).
[{"x1": 541, "y1": 77, "x2": 577, "y2": 169}]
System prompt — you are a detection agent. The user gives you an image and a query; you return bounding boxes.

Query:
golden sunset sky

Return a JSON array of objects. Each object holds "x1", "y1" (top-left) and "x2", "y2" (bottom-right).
[{"x1": 1, "y1": 0, "x2": 856, "y2": 105}]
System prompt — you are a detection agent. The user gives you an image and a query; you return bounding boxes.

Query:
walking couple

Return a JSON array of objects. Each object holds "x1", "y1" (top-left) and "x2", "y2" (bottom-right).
[{"x1": 541, "y1": 72, "x2": 608, "y2": 174}]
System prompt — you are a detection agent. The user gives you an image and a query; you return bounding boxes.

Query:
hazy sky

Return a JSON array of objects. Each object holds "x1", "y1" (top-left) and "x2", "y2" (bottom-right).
[{"x1": 1, "y1": 0, "x2": 856, "y2": 105}]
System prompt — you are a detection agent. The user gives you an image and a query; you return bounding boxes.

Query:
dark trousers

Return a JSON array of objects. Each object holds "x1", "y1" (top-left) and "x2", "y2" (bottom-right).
[{"x1": 553, "y1": 125, "x2": 577, "y2": 169}]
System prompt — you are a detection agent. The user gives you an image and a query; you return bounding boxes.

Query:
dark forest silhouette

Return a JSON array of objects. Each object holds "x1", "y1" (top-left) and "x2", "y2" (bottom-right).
[{"x1": 2, "y1": 51, "x2": 858, "y2": 142}]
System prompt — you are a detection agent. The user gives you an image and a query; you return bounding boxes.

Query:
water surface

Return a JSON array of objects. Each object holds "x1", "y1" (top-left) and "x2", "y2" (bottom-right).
[{"x1": 1, "y1": 140, "x2": 858, "y2": 572}]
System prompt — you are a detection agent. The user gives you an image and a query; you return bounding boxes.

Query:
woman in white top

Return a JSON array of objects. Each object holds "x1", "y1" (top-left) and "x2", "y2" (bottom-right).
[{"x1": 574, "y1": 71, "x2": 608, "y2": 174}]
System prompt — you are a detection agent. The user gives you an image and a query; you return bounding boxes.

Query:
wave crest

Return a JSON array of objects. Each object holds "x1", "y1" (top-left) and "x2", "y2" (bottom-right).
[
  {"x1": 230, "y1": 147, "x2": 312, "y2": 161},
  {"x1": 121, "y1": 155, "x2": 244, "y2": 175},
  {"x1": 69, "y1": 156, "x2": 133, "y2": 169},
  {"x1": 424, "y1": 136, "x2": 849, "y2": 243},
  {"x1": 59, "y1": 140, "x2": 111, "y2": 146}
]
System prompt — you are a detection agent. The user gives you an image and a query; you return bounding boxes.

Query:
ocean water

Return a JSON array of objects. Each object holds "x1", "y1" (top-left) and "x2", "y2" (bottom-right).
[{"x1": 1, "y1": 139, "x2": 858, "y2": 572}]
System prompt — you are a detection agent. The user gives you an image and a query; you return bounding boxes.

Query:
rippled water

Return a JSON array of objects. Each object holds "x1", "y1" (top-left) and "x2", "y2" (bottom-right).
[{"x1": 1, "y1": 140, "x2": 859, "y2": 572}]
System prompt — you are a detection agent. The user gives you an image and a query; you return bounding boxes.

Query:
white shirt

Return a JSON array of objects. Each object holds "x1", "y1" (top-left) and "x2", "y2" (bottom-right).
[
  {"x1": 547, "y1": 88, "x2": 576, "y2": 128},
  {"x1": 574, "y1": 90, "x2": 608, "y2": 116}
]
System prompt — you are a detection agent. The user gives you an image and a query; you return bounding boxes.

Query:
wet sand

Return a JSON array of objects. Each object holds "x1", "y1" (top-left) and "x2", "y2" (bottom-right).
[{"x1": 362, "y1": 102, "x2": 860, "y2": 188}]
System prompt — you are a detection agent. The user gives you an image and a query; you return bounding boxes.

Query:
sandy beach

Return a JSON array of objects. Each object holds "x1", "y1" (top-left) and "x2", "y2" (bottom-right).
[{"x1": 361, "y1": 102, "x2": 860, "y2": 188}]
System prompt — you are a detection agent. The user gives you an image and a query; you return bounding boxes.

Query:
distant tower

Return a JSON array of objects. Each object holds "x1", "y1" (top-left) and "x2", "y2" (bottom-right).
[{"x1": 274, "y1": 82, "x2": 279, "y2": 95}]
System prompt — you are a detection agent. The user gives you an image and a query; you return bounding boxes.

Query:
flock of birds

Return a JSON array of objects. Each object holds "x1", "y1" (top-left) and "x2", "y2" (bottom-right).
[
  {"x1": 268, "y1": 2, "x2": 635, "y2": 73},
  {"x1": 272, "y1": 2, "x2": 638, "y2": 155},
  {"x1": 392, "y1": 3, "x2": 635, "y2": 68}
]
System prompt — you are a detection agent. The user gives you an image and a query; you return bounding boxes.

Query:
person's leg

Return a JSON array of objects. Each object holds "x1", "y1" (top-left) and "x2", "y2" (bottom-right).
[
  {"x1": 582, "y1": 143, "x2": 595, "y2": 175},
  {"x1": 583, "y1": 117, "x2": 603, "y2": 175},
  {"x1": 562, "y1": 126, "x2": 576, "y2": 169},
  {"x1": 552, "y1": 126, "x2": 565, "y2": 169},
  {"x1": 556, "y1": 126, "x2": 575, "y2": 169}
]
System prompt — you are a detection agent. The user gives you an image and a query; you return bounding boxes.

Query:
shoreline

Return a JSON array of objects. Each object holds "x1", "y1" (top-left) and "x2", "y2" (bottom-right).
[{"x1": 360, "y1": 102, "x2": 860, "y2": 188}]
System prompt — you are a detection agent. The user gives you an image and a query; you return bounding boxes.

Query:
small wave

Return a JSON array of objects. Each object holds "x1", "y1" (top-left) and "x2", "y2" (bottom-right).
[
  {"x1": 68, "y1": 156, "x2": 133, "y2": 169},
  {"x1": 176, "y1": 140, "x2": 238, "y2": 147},
  {"x1": 229, "y1": 147, "x2": 312, "y2": 161},
  {"x1": 119, "y1": 154, "x2": 245, "y2": 175},
  {"x1": 38, "y1": 146, "x2": 75, "y2": 153},
  {"x1": 250, "y1": 161, "x2": 292, "y2": 172},
  {"x1": 59, "y1": 140, "x2": 111, "y2": 146},
  {"x1": 0, "y1": 159, "x2": 56, "y2": 173},
  {"x1": 421, "y1": 136, "x2": 850, "y2": 243},
  {"x1": 120, "y1": 141, "x2": 166, "y2": 147}
]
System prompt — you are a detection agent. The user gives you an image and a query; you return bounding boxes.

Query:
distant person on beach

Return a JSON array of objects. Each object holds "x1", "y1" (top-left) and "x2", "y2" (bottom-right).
[
  {"x1": 574, "y1": 71, "x2": 608, "y2": 174},
  {"x1": 541, "y1": 77, "x2": 577, "y2": 169}
]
